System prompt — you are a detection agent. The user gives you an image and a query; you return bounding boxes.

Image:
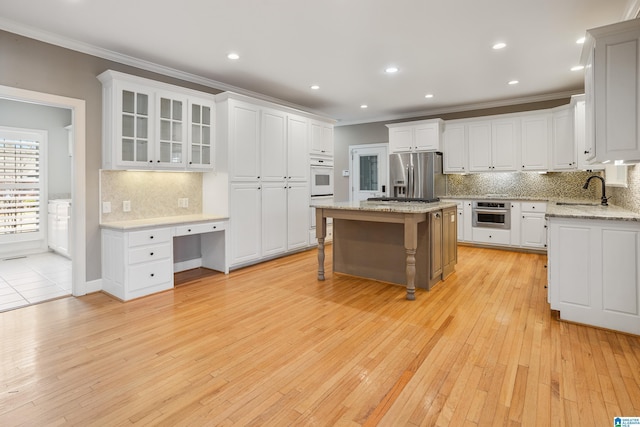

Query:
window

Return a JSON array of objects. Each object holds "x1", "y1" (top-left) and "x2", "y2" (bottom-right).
[{"x1": 0, "y1": 127, "x2": 46, "y2": 243}]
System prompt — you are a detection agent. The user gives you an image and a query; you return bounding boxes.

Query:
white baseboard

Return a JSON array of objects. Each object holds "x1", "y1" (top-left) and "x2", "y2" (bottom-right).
[
  {"x1": 84, "y1": 278, "x2": 102, "y2": 294},
  {"x1": 174, "y1": 258, "x2": 202, "y2": 273}
]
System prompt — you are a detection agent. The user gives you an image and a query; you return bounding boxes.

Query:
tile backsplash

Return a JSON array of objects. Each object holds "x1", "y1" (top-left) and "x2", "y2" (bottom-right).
[
  {"x1": 446, "y1": 171, "x2": 602, "y2": 200},
  {"x1": 609, "y1": 165, "x2": 640, "y2": 213},
  {"x1": 100, "y1": 170, "x2": 202, "y2": 222}
]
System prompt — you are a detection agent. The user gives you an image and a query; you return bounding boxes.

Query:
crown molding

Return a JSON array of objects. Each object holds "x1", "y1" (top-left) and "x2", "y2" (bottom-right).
[
  {"x1": 623, "y1": 0, "x2": 640, "y2": 19},
  {"x1": 0, "y1": 17, "x2": 334, "y2": 119},
  {"x1": 334, "y1": 89, "x2": 582, "y2": 127}
]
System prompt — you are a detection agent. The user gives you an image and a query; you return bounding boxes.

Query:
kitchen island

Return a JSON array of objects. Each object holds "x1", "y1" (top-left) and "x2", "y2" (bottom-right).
[{"x1": 313, "y1": 200, "x2": 458, "y2": 300}]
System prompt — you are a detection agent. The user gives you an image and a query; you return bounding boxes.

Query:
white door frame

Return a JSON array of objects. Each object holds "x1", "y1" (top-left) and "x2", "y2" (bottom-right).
[
  {"x1": 0, "y1": 84, "x2": 87, "y2": 297},
  {"x1": 349, "y1": 143, "x2": 389, "y2": 202}
]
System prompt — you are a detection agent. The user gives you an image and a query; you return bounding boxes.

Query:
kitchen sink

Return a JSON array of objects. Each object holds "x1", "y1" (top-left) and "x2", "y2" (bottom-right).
[{"x1": 555, "y1": 202, "x2": 602, "y2": 206}]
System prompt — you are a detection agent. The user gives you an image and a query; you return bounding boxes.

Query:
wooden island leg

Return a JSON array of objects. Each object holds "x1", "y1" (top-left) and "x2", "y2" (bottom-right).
[
  {"x1": 316, "y1": 209, "x2": 326, "y2": 281},
  {"x1": 404, "y1": 216, "x2": 420, "y2": 300}
]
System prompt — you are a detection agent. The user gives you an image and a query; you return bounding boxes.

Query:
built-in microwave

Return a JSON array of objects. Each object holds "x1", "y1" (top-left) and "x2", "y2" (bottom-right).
[{"x1": 310, "y1": 159, "x2": 334, "y2": 197}]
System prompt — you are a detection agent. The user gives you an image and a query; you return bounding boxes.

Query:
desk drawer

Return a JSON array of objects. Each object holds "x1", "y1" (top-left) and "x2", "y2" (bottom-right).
[
  {"x1": 174, "y1": 221, "x2": 226, "y2": 236},
  {"x1": 128, "y1": 260, "x2": 173, "y2": 291},
  {"x1": 128, "y1": 228, "x2": 171, "y2": 247},
  {"x1": 521, "y1": 202, "x2": 547, "y2": 212},
  {"x1": 128, "y1": 243, "x2": 171, "y2": 265}
]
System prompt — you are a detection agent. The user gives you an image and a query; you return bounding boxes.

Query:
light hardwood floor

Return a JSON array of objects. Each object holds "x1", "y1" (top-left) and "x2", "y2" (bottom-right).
[{"x1": 1, "y1": 245, "x2": 639, "y2": 426}]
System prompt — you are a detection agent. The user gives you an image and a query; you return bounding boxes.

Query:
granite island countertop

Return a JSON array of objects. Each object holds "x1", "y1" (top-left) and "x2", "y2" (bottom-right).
[{"x1": 310, "y1": 200, "x2": 458, "y2": 214}]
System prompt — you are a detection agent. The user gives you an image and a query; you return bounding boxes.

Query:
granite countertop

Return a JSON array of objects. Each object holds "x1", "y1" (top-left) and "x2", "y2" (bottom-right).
[
  {"x1": 310, "y1": 200, "x2": 458, "y2": 214},
  {"x1": 101, "y1": 214, "x2": 229, "y2": 231},
  {"x1": 546, "y1": 203, "x2": 640, "y2": 222},
  {"x1": 442, "y1": 195, "x2": 550, "y2": 201}
]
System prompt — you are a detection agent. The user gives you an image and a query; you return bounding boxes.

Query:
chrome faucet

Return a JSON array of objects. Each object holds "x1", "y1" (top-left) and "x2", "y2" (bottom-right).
[{"x1": 582, "y1": 175, "x2": 608, "y2": 206}]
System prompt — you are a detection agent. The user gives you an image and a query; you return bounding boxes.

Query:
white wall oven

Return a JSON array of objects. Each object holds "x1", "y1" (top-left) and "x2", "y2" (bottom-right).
[
  {"x1": 310, "y1": 159, "x2": 334, "y2": 197},
  {"x1": 472, "y1": 201, "x2": 511, "y2": 229}
]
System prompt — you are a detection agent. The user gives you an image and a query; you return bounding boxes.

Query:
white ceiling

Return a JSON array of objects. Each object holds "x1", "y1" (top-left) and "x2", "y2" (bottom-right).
[{"x1": 0, "y1": 0, "x2": 637, "y2": 125}]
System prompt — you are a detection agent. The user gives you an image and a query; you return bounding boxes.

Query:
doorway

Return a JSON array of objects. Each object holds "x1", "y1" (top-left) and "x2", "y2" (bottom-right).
[
  {"x1": 0, "y1": 84, "x2": 86, "y2": 303},
  {"x1": 349, "y1": 143, "x2": 388, "y2": 202}
]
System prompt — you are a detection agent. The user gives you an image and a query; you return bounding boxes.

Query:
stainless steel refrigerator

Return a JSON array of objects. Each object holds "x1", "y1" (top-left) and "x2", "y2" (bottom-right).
[{"x1": 389, "y1": 152, "x2": 445, "y2": 201}]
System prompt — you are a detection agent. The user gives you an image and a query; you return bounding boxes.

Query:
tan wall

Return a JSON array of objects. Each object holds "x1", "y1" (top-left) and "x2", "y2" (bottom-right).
[{"x1": 0, "y1": 30, "x2": 223, "y2": 281}]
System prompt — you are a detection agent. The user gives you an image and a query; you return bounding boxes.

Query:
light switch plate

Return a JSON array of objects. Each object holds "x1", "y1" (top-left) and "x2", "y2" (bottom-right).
[
  {"x1": 102, "y1": 201, "x2": 111, "y2": 214},
  {"x1": 123, "y1": 200, "x2": 131, "y2": 212},
  {"x1": 342, "y1": 170, "x2": 350, "y2": 177}
]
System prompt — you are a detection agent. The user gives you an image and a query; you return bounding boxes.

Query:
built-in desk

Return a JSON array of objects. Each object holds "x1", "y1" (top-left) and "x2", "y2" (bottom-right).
[{"x1": 100, "y1": 214, "x2": 229, "y2": 301}]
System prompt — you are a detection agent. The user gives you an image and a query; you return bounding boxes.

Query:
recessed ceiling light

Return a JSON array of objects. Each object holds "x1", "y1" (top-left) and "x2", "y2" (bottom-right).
[
  {"x1": 425, "y1": 94, "x2": 434, "y2": 99},
  {"x1": 508, "y1": 80, "x2": 519, "y2": 85},
  {"x1": 493, "y1": 42, "x2": 506, "y2": 50},
  {"x1": 310, "y1": 85, "x2": 320, "y2": 90},
  {"x1": 576, "y1": 37, "x2": 586, "y2": 44},
  {"x1": 571, "y1": 65, "x2": 584, "y2": 71},
  {"x1": 227, "y1": 53, "x2": 240, "y2": 60},
  {"x1": 385, "y1": 67, "x2": 399, "y2": 74},
  {"x1": 360, "y1": 104, "x2": 368, "y2": 109}
]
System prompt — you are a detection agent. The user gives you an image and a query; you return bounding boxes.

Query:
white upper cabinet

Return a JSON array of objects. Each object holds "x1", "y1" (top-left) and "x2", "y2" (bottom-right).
[
  {"x1": 310, "y1": 120, "x2": 333, "y2": 157},
  {"x1": 443, "y1": 123, "x2": 467, "y2": 173},
  {"x1": 260, "y1": 107, "x2": 288, "y2": 181},
  {"x1": 582, "y1": 19, "x2": 640, "y2": 163},
  {"x1": 98, "y1": 70, "x2": 215, "y2": 171},
  {"x1": 572, "y1": 95, "x2": 604, "y2": 171},
  {"x1": 287, "y1": 114, "x2": 309, "y2": 181},
  {"x1": 468, "y1": 118, "x2": 518, "y2": 172},
  {"x1": 227, "y1": 100, "x2": 261, "y2": 181},
  {"x1": 387, "y1": 119, "x2": 443, "y2": 153},
  {"x1": 550, "y1": 107, "x2": 576, "y2": 171},
  {"x1": 521, "y1": 113, "x2": 551, "y2": 171}
]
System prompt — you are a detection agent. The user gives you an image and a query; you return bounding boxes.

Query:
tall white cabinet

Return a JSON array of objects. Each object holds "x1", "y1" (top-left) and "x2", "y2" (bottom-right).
[{"x1": 216, "y1": 93, "x2": 333, "y2": 268}]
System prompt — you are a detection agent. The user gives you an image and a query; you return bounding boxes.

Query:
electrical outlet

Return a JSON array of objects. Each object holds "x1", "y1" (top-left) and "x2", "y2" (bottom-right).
[
  {"x1": 123, "y1": 200, "x2": 131, "y2": 212},
  {"x1": 102, "y1": 201, "x2": 111, "y2": 214}
]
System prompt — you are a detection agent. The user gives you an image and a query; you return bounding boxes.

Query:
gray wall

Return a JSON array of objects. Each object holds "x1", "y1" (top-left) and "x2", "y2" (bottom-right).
[
  {"x1": 0, "y1": 99, "x2": 72, "y2": 198},
  {"x1": 0, "y1": 30, "x2": 223, "y2": 282},
  {"x1": 334, "y1": 99, "x2": 571, "y2": 202}
]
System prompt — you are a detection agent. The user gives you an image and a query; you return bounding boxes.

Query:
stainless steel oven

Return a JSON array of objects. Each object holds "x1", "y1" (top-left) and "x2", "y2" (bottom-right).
[{"x1": 472, "y1": 201, "x2": 511, "y2": 229}]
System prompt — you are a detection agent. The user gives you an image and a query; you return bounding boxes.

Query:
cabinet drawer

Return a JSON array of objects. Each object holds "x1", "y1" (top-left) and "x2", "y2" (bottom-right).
[
  {"x1": 128, "y1": 228, "x2": 171, "y2": 247},
  {"x1": 128, "y1": 243, "x2": 171, "y2": 265},
  {"x1": 472, "y1": 227, "x2": 511, "y2": 245},
  {"x1": 174, "y1": 221, "x2": 226, "y2": 236},
  {"x1": 521, "y1": 202, "x2": 547, "y2": 212},
  {"x1": 128, "y1": 260, "x2": 173, "y2": 292}
]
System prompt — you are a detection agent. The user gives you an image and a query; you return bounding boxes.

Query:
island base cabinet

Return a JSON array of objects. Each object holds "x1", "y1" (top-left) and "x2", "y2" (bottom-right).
[{"x1": 548, "y1": 218, "x2": 640, "y2": 335}]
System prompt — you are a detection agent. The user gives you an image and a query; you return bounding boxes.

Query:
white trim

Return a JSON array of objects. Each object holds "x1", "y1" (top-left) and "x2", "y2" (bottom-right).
[
  {"x1": 623, "y1": 0, "x2": 640, "y2": 19},
  {"x1": 0, "y1": 17, "x2": 333, "y2": 120},
  {"x1": 85, "y1": 278, "x2": 102, "y2": 294},
  {"x1": 174, "y1": 258, "x2": 203, "y2": 273},
  {"x1": 0, "y1": 84, "x2": 87, "y2": 297}
]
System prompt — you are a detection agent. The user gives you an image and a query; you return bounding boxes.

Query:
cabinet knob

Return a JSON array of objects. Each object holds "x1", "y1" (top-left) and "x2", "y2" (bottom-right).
[
  {"x1": 150, "y1": 273, "x2": 155, "y2": 277},
  {"x1": 257, "y1": 176, "x2": 260, "y2": 179},
  {"x1": 150, "y1": 235, "x2": 154, "y2": 239},
  {"x1": 188, "y1": 229, "x2": 191, "y2": 232},
  {"x1": 584, "y1": 150, "x2": 589, "y2": 154},
  {"x1": 150, "y1": 252, "x2": 154, "y2": 256},
  {"x1": 213, "y1": 226, "x2": 217, "y2": 229},
  {"x1": 149, "y1": 160, "x2": 153, "y2": 163},
  {"x1": 157, "y1": 160, "x2": 160, "y2": 163},
  {"x1": 189, "y1": 161, "x2": 193, "y2": 164}
]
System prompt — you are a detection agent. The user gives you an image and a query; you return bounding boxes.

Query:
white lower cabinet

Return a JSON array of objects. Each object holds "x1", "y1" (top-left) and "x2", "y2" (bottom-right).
[
  {"x1": 471, "y1": 228, "x2": 511, "y2": 245},
  {"x1": 48, "y1": 200, "x2": 71, "y2": 258},
  {"x1": 102, "y1": 227, "x2": 173, "y2": 301},
  {"x1": 548, "y1": 217, "x2": 640, "y2": 335},
  {"x1": 520, "y1": 202, "x2": 547, "y2": 249},
  {"x1": 287, "y1": 182, "x2": 310, "y2": 250},
  {"x1": 230, "y1": 182, "x2": 262, "y2": 265}
]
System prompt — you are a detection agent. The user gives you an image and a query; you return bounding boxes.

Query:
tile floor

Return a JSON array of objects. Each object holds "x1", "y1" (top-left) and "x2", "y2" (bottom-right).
[{"x1": 0, "y1": 251, "x2": 72, "y2": 312}]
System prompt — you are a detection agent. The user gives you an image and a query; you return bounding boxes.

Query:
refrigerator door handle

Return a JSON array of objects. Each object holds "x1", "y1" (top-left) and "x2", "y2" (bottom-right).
[{"x1": 408, "y1": 165, "x2": 414, "y2": 198}]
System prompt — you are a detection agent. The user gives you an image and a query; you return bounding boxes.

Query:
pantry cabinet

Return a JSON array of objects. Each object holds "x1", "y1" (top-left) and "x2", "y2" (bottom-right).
[
  {"x1": 387, "y1": 119, "x2": 443, "y2": 153},
  {"x1": 216, "y1": 93, "x2": 324, "y2": 268},
  {"x1": 98, "y1": 70, "x2": 215, "y2": 171},
  {"x1": 582, "y1": 19, "x2": 640, "y2": 164},
  {"x1": 548, "y1": 217, "x2": 640, "y2": 335}
]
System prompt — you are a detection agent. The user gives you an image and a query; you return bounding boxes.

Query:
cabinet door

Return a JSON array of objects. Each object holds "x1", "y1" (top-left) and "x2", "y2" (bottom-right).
[
  {"x1": 287, "y1": 182, "x2": 310, "y2": 250},
  {"x1": 468, "y1": 121, "x2": 492, "y2": 172},
  {"x1": 491, "y1": 119, "x2": 519, "y2": 171},
  {"x1": 116, "y1": 83, "x2": 153, "y2": 168},
  {"x1": 414, "y1": 122, "x2": 440, "y2": 151},
  {"x1": 430, "y1": 211, "x2": 443, "y2": 280},
  {"x1": 229, "y1": 101, "x2": 261, "y2": 181},
  {"x1": 310, "y1": 121, "x2": 333, "y2": 156},
  {"x1": 443, "y1": 123, "x2": 466, "y2": 173},
  {"x1": 230, "y1": 182, "x2": 262, "y2": 265},
  {"x1": 389, "y1": 126, "x2": 414, "y2": 153},
  {"x1": 521, "y1": 114, "x2": 550, "y2": 171},
  {"x1": 188, "y1": 97, "x2": 215, "y2": 170},
  {"x1": 574, "y1": 96, "x2": 604, "y2": 170},
  {"x1": 457, "y1": 209, "x2": 464, "y2": 241},
  {"x1": 261, "y1": 182, "x2": 287, "y2": 257},
  {"x1": 521, "y1": 212, "x2": 547, "y2": 248},
  {"x1": 261, "y1": 108, "x2": 287, "y2": 181},
  {"x1": 442, "y1": 208, "x2": 457, "y2": 275},
  {"x1": 551, "y1": 108, "x2": 576, "y2": 170},
  {"x1": 287, "y1": 115, "x2": 309, "y2": 181},
  {"x1": 155, "y1": 91, "x2": 187, "y2": 168}
]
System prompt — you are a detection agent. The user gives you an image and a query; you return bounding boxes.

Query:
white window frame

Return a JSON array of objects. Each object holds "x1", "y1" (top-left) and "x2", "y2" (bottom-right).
[{"x1": 0, "y1": 126, "x2": 47, "y2": 245}]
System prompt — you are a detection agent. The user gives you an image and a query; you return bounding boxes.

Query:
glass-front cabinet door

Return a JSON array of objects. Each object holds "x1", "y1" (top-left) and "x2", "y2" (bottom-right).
[
  {"x1": 119, "y1": 87, "x2": 152, "y2": 167},
  {"x1": 156, "y1": 92, "x2": 186, "y2": 168},
  {"x1": 188, "y1": 98, "x2": 215, "y2": 170}
]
